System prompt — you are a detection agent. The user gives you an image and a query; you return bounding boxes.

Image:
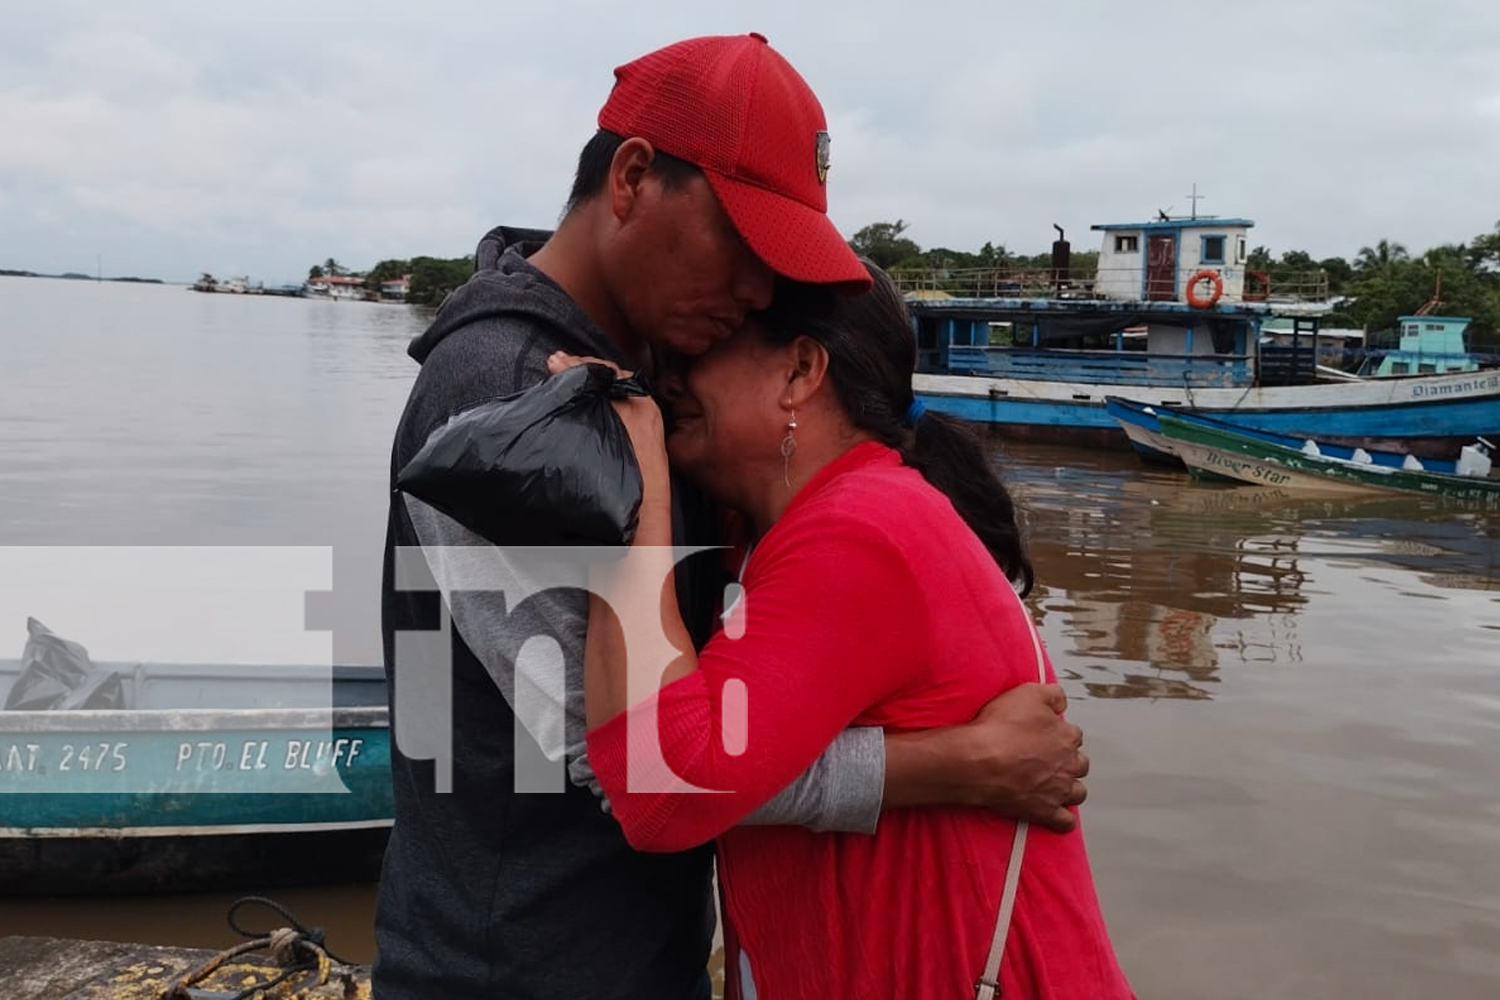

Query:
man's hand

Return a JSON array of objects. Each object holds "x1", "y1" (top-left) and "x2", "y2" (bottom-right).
[
  {"x1": 962, "y1": 684, "x2": 1087, "y2": 830},
  {"x1": 546, "y1": 351, "x2": 669, "y2": 484},
  {"x1": 883, "y1": 683, "x2": 1088, "y2": 833}
]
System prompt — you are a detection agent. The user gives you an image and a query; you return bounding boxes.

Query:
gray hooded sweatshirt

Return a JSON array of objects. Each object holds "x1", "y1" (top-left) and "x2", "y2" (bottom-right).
[{"x1": 376, "y1": 227, "x2": 881, "y2": 999}]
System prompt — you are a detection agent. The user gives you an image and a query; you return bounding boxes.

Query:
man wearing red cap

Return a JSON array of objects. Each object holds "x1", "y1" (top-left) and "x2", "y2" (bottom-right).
[{"x1": 378, "y1": 33, "x2": 1087, "y2": 999}]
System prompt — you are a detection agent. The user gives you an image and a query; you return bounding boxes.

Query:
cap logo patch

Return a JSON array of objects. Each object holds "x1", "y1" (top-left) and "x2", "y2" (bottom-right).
[{"x1": 815, "y1": 131, "x2": 831, "y2": 185}]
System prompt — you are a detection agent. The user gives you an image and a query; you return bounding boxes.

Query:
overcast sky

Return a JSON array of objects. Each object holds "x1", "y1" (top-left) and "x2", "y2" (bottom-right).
[{"x1": 4, "y1": 0, "x2": 1498, "y2": 285}]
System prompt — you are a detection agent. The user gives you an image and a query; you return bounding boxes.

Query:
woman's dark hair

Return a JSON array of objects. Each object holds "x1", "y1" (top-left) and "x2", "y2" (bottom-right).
[
  {"x1": 757, "y1": 261, "x2": 1035, "y2": 596},
  {"x1": 565, "y1": 129, "x2": 701, "y2": 213}
]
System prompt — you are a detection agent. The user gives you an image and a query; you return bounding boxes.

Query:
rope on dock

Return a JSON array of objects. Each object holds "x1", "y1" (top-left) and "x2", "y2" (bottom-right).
[{"x1": 158, "y1": 896, "x2": 355, "y2": 1000}]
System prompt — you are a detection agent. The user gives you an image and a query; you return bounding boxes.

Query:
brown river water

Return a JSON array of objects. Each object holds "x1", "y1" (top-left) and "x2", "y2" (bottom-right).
[{"x1": 2, "y1": 278, "x2": 1497, "y2": 998}]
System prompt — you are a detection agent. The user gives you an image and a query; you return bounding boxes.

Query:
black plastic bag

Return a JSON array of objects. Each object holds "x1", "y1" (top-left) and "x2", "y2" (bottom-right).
[
  {"x1": 396, "y1": 362, "x2": 647, "y2": 547},
  {"x1": 4, "y1": 617, "x2": 125, "y2": 711}
]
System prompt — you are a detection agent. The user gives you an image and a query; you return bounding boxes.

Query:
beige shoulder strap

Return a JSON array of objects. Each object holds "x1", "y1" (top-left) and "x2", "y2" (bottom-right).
[{"x1": 974, "y1": 598, "x2": 1048, "y2": 1000}]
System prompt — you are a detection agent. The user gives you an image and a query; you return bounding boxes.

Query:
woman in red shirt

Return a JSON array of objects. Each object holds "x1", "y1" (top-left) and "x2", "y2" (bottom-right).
[{"x1": 575, "y1": 262, "x2": 1135, "y2": 999}]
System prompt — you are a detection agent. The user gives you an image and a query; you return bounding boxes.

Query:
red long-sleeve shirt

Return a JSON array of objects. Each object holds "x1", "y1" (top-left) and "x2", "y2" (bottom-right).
[{"x1": 588, "y1": 442, "x2": 1134, "y2": 999}]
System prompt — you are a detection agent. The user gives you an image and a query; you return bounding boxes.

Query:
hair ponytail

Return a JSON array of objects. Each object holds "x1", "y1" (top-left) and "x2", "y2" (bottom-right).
[
  {"x1": 760, "y1": 261, "x2": 1034, "y2": 595},
  {"x1": 904, "y1": 412, "x2": 1034, "y2": 596}
]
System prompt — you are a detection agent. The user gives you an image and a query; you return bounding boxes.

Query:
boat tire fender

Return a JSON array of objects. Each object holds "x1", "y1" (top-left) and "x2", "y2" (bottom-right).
[{"x1": 1186, "y1": 269, "x2": 1224, "y2": 309}]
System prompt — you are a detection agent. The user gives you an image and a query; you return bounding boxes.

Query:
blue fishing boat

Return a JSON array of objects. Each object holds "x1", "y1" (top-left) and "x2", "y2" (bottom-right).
[
  {"x1": 1, "y1": 655, "x2": 391, "y2": 895},
  {"x1": 903, "y1": 214, "x2": 1500, "y2": 458},
  {"x1": 1103, "y1": 396, "x2": 1180, "y2": 465},
  {"x1": 1105, "y1": 396, "x2": 1481, "y2": 473}
]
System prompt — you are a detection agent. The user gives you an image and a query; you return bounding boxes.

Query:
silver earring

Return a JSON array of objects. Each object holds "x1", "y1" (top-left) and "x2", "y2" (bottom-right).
[{"x1": 780, "y1": 411, "x2": 798, "y2": 488}]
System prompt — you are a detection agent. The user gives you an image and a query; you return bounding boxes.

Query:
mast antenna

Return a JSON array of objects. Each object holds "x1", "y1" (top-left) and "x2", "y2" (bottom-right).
[{"x1": 1185, "y1": 184, "x2": 1205, "y2": 220}]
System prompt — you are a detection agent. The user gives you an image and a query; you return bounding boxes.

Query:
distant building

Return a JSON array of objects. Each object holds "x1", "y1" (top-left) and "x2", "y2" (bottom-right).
[
  {"x1": 379, "y1": 275, "x2": 411, "y2": 302},
  {"x1": 304, "y1": 274, "x2": 367, "y2": 301}
]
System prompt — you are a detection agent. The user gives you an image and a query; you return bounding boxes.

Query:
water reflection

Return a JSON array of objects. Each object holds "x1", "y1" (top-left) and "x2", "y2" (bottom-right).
[
  {"x1": 4, "y1": 281, "x2": 1499, "y2": 996},
  {"x1": 990, "y1": 441, "x2": 1500, "y2": 701},
  {"x1": 1, "y1": 283, "x2": 426, "y2": 545}
]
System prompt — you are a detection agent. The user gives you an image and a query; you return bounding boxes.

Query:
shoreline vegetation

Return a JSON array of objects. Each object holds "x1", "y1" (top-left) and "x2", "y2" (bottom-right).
[
  {"x1": 852, "y1": 218, "x2": 1500, "y2": 346},
  {"x1": 6, "y1": 216, "x2": 1496, "y2": 342},
  {"x1": 302, "y1": 256, "x2": 470, "y2": 306},
  {"x1": 1, "y1": 269, "x2": 163, "y2": 284}
]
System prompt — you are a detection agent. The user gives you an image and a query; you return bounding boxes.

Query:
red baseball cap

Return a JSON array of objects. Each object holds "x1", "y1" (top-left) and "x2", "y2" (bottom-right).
[{"x1": 599, "y1": 33, "x2": 872, "y2": 292}]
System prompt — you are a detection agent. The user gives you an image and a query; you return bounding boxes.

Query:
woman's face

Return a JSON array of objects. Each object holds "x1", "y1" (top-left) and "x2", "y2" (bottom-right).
[{"x1": 661, "y1": 322, "x2": 791, "y2": 501}]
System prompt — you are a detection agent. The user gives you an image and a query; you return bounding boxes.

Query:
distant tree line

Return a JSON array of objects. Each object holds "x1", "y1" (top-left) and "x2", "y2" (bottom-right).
[
  {"x1": 850, "y1": 220, "x2": 1500, "y2": 346},
  {"x1": 849, "y1": 220, "x2": 1101, "y2": 281},
  {"x1": 2, "y1": 268, "x2": 160, "y2": 283},
  {"x1": 308, "y1": 217, "x2": 1500, "y2": 346}
]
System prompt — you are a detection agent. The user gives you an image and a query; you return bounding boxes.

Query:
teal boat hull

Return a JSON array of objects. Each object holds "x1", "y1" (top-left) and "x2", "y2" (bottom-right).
[{"x1": 1, "y1": 664, "x2": 392, "y2": 895}]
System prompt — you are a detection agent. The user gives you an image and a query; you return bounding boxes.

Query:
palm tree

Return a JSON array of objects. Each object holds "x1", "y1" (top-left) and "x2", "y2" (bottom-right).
[
  {"x1": 1353, "y1": 239, "x2": 1409, "y2": 277},
  {"x1": 322, "y1": 257, "x2": 347, "y2": 277},
  {"x1": 1467, "y1": 221, "x2": 1500, "y2": 274}
]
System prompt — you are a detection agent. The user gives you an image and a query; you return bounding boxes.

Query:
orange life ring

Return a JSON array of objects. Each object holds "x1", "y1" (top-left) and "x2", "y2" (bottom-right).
[
  {"x1": 1185, "y1": 269, "x2": 1224, "y2": 308},
  {"x1": 1243, "y1": 270, "x2": 1271, "y2": 302}
]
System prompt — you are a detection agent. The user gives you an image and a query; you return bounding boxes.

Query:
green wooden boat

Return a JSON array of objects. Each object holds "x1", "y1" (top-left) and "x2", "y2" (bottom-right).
[{"x1": 1156, "y1": 413, "x2": 1500, "y2": 503}]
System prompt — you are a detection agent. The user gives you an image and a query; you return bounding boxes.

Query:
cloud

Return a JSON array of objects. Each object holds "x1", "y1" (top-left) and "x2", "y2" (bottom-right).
[{"x1": 4, "y1": 0, "x2": 1500, "y2": 280}]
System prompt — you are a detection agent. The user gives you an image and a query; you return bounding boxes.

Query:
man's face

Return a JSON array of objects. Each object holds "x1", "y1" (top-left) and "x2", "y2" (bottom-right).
[{"x1": 612, "y1": 172, "x2": 776, "y2": 357}]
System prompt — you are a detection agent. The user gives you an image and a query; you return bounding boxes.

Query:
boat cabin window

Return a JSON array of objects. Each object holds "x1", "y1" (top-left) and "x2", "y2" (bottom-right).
[
  {"x1": 916, "y1": 318, "x2": 941, "y2": 352},
  {"x1": 1389, "y1": 361, "x2": 1411, "y2": 375},
  {"x1": 1201, "y1": 235, "x2": 1226, "y2": 265},
  {"x1": 987, "y1": 322, "x2": 1019, "y2": 346},
  {"x1": 1115, "y1": 235, "x2": 1139, "y2": 253},
  {"x1": 1235, "y1": 236, "x2": 1247, "y2": 263}
]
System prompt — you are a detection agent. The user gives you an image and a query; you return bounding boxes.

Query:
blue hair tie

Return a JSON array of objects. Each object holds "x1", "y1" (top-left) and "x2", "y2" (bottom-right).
[{"x1": 905, "y1": 399, "x2": 927, "y2": 426}]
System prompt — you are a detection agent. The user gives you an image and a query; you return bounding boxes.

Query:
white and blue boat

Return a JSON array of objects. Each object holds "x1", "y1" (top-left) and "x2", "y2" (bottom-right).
[
  {"x1": 1, "y1": 658, "x2": 391, "y2": 895},
  {"x1": 903, "y1": 214, "x2": 1500, "y2": 458},
  {"x1": 1106, "y1": 395, "x2": 1484, "y2": 475}
]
